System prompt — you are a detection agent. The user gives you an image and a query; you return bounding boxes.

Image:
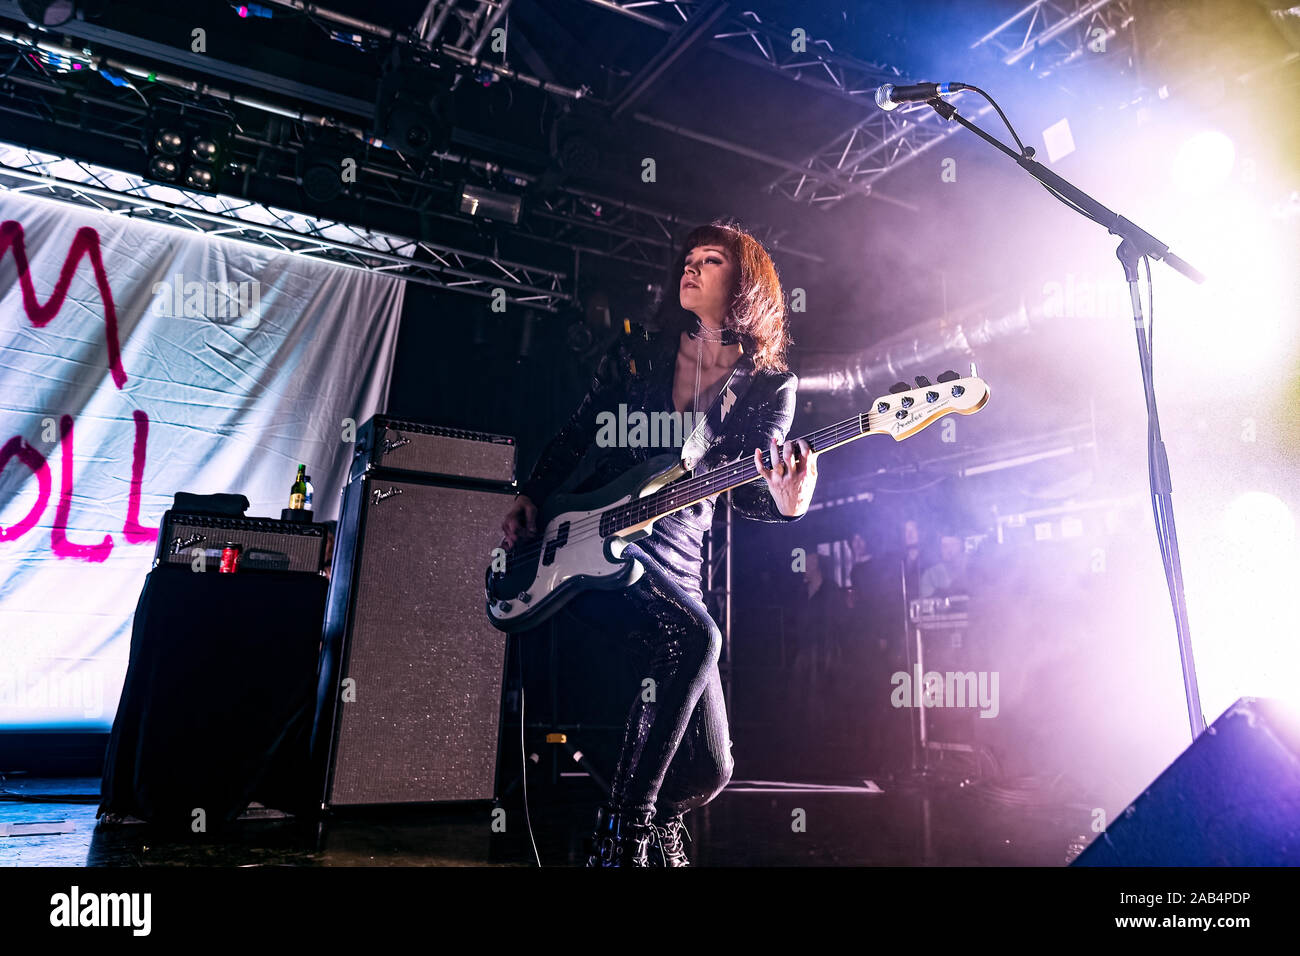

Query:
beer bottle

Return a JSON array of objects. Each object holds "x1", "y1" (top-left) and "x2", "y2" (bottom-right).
[{"x1": 290, "y1": 464, "x2": 308, "y2": 510}]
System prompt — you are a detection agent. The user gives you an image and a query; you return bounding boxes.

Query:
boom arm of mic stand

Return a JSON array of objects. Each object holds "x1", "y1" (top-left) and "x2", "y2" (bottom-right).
[{"x1": 924, "y1": 98, "x2": 1206, "y2": 284}]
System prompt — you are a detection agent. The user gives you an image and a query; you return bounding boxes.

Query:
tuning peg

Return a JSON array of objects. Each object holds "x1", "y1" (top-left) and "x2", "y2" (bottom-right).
[
  {"x1": 888, "y1": 381, "x2": 910, "y2": 394},
  {"x1": 936, "y1": 369, "x2": 960, "y2": 383},
  {"x1": 914, "y1": 375, "x2": 932, "y2": 388}
]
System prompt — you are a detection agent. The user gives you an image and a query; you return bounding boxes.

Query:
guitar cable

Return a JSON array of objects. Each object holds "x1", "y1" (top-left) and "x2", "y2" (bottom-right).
[{"x1": 516, "y1": 635, "x2": 542, "y2": 866}]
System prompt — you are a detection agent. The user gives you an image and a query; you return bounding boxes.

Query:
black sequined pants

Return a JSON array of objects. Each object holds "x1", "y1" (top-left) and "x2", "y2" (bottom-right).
[{"x1": 562, "y1": 542, "x2": 734, "y2": 818}]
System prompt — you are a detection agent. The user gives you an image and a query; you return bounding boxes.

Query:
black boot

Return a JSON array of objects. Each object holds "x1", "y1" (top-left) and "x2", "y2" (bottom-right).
[
  {"x1": 618, "y1": 808, "x2": 659, "y2": 867},
  {"x1": 584, "y1": 804, "x2": 660, "y2": 867},
  {"x1": 584, "y1": 804, "x2": 621, "y2": 868},
  {"x1": 653, "y1": 812, "x2": 692, "y2": 867}
]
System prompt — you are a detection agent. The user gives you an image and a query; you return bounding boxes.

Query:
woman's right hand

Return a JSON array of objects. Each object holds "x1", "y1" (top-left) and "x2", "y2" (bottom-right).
[{"x1": 500, "y1": 495, "x2": 539, "y2": 551}]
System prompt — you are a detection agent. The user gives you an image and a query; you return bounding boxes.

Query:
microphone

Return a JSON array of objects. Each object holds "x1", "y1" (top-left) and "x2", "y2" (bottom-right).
[{"x1": 874, "y1": 81, "x2": 970, "y2": 111}]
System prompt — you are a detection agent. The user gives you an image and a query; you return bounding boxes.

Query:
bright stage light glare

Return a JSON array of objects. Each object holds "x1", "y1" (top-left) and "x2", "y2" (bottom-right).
[
  {"x1": 1171, "y1": 130, "x2": 1235, "y2": 192},
  {"x1": 1149, "y1": 181, "x2": 1296, "y2": 384},
  {"x1": 1187, "y1": 491, "x2": 1300, "y2": 714},
  {"x1": 1224, "y1": 491, "x2": 1295, "y2": 558}
]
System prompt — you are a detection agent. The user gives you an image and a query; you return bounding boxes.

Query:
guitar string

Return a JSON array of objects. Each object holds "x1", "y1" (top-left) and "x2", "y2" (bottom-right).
[
  {"x1": 499, "y1": 413, "x2": 879, "y2": 569},
  {"x1": 498, "y1": 418, "x2": 861, "y2": 572},
  {"x1": 499, "y1": 395, "x2": 977, "y2": 567},
  {"x1": 499, "y1": 408, "x2": 931, "y2": 568}
]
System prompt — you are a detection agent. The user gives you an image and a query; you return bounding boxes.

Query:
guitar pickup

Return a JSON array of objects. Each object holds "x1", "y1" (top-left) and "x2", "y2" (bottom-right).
[{"x1": 541, "y1": 521, "x2": 570, "y2": 566}]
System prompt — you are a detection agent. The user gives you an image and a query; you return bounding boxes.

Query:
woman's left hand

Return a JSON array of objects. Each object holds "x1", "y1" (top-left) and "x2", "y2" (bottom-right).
[{"x1": 755, "y1": 437, "x2": 817, "y2": 518}]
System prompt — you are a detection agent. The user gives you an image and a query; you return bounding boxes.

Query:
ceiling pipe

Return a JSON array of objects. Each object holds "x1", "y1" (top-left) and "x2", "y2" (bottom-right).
[{"x1": 795, "y1": 296, "x2": 1051, "y2": 396}]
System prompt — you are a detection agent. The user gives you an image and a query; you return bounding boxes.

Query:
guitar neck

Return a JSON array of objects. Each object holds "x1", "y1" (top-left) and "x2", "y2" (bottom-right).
[{"x1": 598, "y1": 414, "x2": 867, "y2": 536}]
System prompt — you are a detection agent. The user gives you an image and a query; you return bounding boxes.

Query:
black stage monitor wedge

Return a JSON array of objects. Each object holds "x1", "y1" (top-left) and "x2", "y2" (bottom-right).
[
  {"x1": 1072, "y1": 697, "x2": 1300, "y2": 866},
  {"x1": 315, "y1": 471, "x2": 514, "y2": 807}
]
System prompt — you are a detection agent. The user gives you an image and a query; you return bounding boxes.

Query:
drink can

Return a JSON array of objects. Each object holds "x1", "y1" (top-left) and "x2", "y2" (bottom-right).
[{"x1": 220, "y1": 543, "x2": 241, "y2": 573}]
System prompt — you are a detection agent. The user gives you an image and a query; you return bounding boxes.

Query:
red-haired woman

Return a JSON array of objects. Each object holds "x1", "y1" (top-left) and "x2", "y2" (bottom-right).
[{"x1": 500, "y1": 220, "x2": 818, "y2": 866}]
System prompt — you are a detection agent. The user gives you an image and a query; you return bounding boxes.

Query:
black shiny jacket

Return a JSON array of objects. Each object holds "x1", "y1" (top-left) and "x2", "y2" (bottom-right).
[{"x1": 518, "y1": 322, "x2": 804, "y2": 596}]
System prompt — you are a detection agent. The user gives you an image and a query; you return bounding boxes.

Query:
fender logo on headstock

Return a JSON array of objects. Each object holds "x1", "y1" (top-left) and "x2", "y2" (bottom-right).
[{"x1": 890, "y1": 409, "x2": 925, "y2": 434}]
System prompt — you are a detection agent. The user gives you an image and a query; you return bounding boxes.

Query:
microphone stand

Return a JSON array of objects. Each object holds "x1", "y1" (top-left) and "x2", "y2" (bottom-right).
[{"x1": 923, "y1": 96, "x2": 1209, "y2": 740}]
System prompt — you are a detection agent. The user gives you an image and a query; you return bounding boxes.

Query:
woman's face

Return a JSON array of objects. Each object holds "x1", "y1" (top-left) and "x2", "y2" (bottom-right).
[{"x1": 679, "y1": 244, "x2": 736, "y2": 323}]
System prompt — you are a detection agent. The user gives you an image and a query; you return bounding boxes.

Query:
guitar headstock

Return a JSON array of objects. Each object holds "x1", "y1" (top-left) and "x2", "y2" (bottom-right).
[{"x1": 861, "y1": 369, "x2": 990, "y2": 441}]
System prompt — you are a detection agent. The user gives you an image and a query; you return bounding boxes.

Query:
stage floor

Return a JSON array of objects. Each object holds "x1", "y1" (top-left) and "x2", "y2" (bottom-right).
[{"x1": 1, "y1": 772, "x2": 1088, "y2": 867}]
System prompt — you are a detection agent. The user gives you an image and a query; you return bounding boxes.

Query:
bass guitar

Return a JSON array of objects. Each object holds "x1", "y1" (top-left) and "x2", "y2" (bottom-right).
[{"x1": 485, "y1": 369, "x2": 989, "y2": 633}]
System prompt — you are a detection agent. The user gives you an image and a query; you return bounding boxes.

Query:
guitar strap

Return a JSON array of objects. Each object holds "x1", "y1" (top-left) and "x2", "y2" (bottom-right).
[{"x1": 679, "y1": 350, "x2": 759, "y2": 473}]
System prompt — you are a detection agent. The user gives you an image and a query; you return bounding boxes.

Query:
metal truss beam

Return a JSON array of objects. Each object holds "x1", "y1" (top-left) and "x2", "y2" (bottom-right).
[
  {"x1": 765, "y1": 96, "x2": 997, "y2": 208},
  {"x1": 0, "y1": 7, "x2": 824, "y2": 277},
  {"x1": 577, "y1": 0, "x2": 928, "y2": 208},
  {"x1": 0, "y1": 48, "x2": 821, "y2": 282},
  {"x1": 970, "y1": 0, "x2": 1136, "y2": 78},
  {"x1": 0, "y1": 145, "x2": 573, "y2": 310},
  {"x1": 766, "y1": 0, "x2": 1137, "y2": 207},
  {"x1": 577, "y1": 0, "x2": 901, "y2": 99}
]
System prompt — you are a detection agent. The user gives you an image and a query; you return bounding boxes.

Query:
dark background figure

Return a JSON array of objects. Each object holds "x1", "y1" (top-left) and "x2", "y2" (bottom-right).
[
  {"x1": 921, "y1": 530, "x2": 974, "y2": 599},
  {"x1": 850, "y1": 515, "x2": 935, "y2": 775},
  {"x1": 786, "y1": 549, "x2": 853, "y2": 774},
  {"x1": 849, "y1": 530, "x2": 875, "y2": 594}
]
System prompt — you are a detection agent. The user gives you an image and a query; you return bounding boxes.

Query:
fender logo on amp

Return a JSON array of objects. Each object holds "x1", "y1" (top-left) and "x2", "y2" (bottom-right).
[
  {"x1": 371, "y1": 486, "x2": 404, "y2": 505},
  {"x1": 169, "y1": 533, "x2": 205, "y2": 553},
  {"x1": 382, "y1": 432, "x2": 412, "y2": 455}
]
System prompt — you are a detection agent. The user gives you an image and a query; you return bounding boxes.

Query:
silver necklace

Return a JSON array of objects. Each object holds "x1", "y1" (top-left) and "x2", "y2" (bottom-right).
[{"x1": 691, "y1": 324, "x2": 736, "y2": 422}]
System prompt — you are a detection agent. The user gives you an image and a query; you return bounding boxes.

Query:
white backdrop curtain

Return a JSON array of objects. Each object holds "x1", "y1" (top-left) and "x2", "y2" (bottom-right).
[{"x1": 0, "y1": 191, "x2": 405, "y2": 730}]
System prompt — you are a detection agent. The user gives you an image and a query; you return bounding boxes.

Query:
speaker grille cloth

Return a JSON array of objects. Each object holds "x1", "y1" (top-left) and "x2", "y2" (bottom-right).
[{"x1": 329, "y1": 480, "x2": 507, "y2": 804}]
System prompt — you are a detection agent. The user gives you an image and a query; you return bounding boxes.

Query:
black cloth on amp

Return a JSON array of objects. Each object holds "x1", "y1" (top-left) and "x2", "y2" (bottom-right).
[{"x1": 99, "y1": 566, "x2": 327, "y2": 828}]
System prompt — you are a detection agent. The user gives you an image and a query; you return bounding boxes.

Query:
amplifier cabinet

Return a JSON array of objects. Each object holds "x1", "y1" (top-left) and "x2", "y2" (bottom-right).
[
  {"x1": 153, "y1": 510, "x2": 328, "y2": 574},
  {"x1": 352, "y1": 415, "x2": 516, "y2": 484},
  {"x1": 314, "y1": 471, "x2": 513, "y2": 807}
]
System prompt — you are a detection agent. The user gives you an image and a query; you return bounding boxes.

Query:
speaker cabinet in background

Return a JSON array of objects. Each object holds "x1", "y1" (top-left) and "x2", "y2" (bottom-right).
[
  {"x1": 1072, "y1": 697, "x2": 1300, "y2": 866},
  {"x1": 315, "y1": 472, "x2": 512, "y2": 807}
]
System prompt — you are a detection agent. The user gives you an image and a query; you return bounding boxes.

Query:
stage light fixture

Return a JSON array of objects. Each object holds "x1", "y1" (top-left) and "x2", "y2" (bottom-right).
[
  {"x1": 374, "y1": 49, "x2": 456, "y2": 159},
  {"x1": 153, "y1": 130, "x2": 184, "y2": 156},
  {"x1": 144, "y1": 104, "x2": 233, "y2": 191},
  {"x1": 148, "y1": 156, "x2": 179, "y2": 180},
  {"x1": 184, "y1": 165, "x2": 215, "y2": 190},
  {"x1": 458, "y1": 184, "x2": 521, "y2": 224},
  {"x1": 296, "y1": 126, "x2": 360, "y2": 204},
  {"x1": 548, "y1": 112, "x2": 602, "y2": 180},
  {"x1": 191, "y1": 137, "x2": 220, "y2": 162},
  {"x1": 17, "y1": 0, "x2": 76, "y2": 27},
  {"x1": 1042, "y1": 118, "x2": 1076, "y2": 163}
]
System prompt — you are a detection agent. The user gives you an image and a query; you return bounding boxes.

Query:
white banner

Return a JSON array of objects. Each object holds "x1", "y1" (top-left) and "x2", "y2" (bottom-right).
[{"x1": 0, "y1": 191, "x2": 404, "y2": 729}]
